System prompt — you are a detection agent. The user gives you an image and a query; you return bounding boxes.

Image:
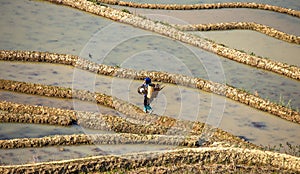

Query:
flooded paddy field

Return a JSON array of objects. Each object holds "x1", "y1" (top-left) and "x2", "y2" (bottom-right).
[
  {"x1": 192, "y1": 30, "x2": 300, "y2": 66},
  {"x1": 1, "y1": 60, "x2": 300, "y2": 108},
  {"x1": 1, "y1": 0, "x2": 299, "y2": 108},
  {"x1": 0, "y1": 123, "x2": 112, "y2": 140},
  {"x1": 113, "y1": 5, "x2": 300, "y2": 36},
  {"x1": 0, "y1": 144, "x2": 178, "y2": 165},
  {"x1": 0, "y1": 0, "x2": 299, "y2": 173},
  {"x1": 0, "y1": 62, "x2": 299, "y2": 147}
]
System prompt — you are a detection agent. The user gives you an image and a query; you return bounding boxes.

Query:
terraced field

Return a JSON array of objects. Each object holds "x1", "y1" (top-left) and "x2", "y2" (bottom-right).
[{"x1": 0, "y1": 0, "x2": 299, "y2": 173}]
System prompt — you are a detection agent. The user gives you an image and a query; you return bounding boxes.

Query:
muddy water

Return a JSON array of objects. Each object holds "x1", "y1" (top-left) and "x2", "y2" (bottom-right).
[
  {"x1": 0, "y1": 0, "x2": 299, "y2": 164},
  {"x1": 191, "y1": 30, "x2": 300, "y2": 66},
  {"x1": 0, "y1": 0, "x2": 111, "y2": 55},
  {"x1": 0, "y1": 144, "x2": 178, "y2": 165},
  {"x1": 80, "y1": 32, "x2": 300, "y2": 110},
  {"x1": 115, "y1": 6, "x2": 300, "y2": 36},
  {"x1": 0, "y1": 62, "x2": 299, "y2": 148},
  {"x1": 0, "y1": 0, "x2": 299, "y2": 107},
  {"x1": 1, "y1": 61, "x2": 300, "y2": 114},
  {"x1": 0, "y1": 123, "x2": 112, "y2": 140}
]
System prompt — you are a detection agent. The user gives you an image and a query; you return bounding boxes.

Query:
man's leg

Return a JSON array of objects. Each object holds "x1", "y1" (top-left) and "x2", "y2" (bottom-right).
[
  {"x1": 143, "y1": 95, "x2": 148, "y2": 112},
  {"x1": 146, "y1": 97, "x2": 152, "y2": 113}
]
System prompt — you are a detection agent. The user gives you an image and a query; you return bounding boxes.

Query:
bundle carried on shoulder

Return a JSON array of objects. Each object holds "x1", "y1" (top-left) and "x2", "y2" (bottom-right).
[{"x1": 137, "y1": 83, "x2": 164, "y2": 98}]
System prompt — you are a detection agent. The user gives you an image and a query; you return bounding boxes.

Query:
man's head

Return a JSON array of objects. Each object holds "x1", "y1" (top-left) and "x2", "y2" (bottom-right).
[{"x1": 145, "y1": 77, "x2": 151, "y2": 84}]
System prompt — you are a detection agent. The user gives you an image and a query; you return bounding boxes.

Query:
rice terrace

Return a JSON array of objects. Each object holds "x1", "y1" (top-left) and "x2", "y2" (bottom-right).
[{"x1": 0, "y1": 0, "x2": 300, "y2": 173}]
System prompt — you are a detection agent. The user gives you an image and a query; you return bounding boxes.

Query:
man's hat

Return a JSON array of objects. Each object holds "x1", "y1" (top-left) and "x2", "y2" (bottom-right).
[{"x1": 145, "y1": 77, "x2": 151, "y2": 84}]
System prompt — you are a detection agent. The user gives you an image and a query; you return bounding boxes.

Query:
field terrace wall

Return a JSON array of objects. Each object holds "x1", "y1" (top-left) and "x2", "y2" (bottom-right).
[
  {"x1": 0, "y1": 133, "x2": 202, "y2": 149},
  {"x1": 0, "y1": 100, "x2": 186, "y2": 136},
  {"x1": 175, "y1": 22, "x2": 300, "y2": 44},
  {"x1": 96, "y1": 0, "x2": 300, "y2": 18},
  {"x1": 0, "y1": 111, "x2": 73, "y2": 126},
  {"x1": 115, "y1": 163, "x2": 295, "y2": 173},
  {"x1": 0, "y1": 148, "x2": 299, "y2": 173},
  {"x1": 0, "y1": 101, "x2": 76, "y2": 126},
  {"x1": 1, "y1": 50, "x2": 299, "y2": 123},
  {"x1": 44, "y1": 0, "x2": 300, "y2": 81},
  {"x1": 0, "y1": 81, "x2": 255, "y2": 148}
]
